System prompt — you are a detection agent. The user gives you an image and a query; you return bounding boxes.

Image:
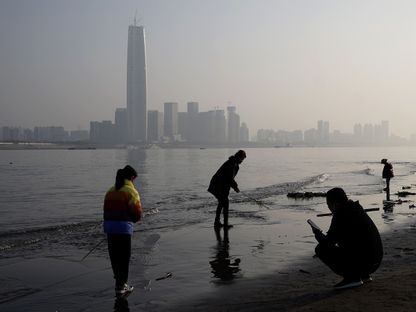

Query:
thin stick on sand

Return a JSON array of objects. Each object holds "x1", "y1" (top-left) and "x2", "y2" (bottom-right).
[{"x1": 316, "y1": 207, "x2": 379, "y2": 217}]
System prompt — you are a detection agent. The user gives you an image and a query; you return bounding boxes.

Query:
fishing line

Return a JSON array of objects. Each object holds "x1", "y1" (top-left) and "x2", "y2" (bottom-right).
[{"x1": 240, "y1": 192, "x2": 273, "y2": 210}]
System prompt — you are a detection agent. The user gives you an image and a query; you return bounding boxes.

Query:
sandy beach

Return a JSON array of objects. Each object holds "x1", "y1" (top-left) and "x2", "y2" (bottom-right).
[
  {"x1": 173, "y1": 219, "x2": 416, "y2": 312},
  {"x1": 1, "y1": 200, "x2": 416, "y2": 312}
]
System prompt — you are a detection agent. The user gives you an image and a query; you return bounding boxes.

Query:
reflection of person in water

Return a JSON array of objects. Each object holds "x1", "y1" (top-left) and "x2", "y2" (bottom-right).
[
  {"x1": 209, "y1": 227, "x2": 241, "y2": 282},
  {"x1": 114, "y1": 297, "x2": 130, "y2": 312}
]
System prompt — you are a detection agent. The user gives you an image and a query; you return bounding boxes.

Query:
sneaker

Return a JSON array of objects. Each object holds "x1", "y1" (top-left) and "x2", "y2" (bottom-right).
[
  {"x1": 115, "y1": 284, "x2": 134, "y2": 297},
  {"x1": 334, "y1": 278, "x2": 363, "y2": 290},
  {"x1": 361, "y1": 275, "x2": 373, "y2": 283}
]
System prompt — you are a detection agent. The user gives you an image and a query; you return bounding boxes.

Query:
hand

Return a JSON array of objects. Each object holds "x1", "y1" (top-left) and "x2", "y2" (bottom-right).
[
  {"x1": 234, "y1": 187, "x2": 240, "y2": 193},
  {"x1": 313, "y1": 229, "x2": 325, "y2": 243}
]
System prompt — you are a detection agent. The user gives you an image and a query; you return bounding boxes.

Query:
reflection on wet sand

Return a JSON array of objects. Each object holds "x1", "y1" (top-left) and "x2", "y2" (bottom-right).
[
  {"x1": 209, "y1": 227, "x2": 241, "y2": 283},
  {"x1": 114, "y1": 296, "x2": 130, "y2": 312}
]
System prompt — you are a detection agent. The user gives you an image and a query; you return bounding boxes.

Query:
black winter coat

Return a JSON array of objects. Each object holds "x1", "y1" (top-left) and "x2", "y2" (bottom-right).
[
  {"x1": 208, "y1": 156, "x2": 239, "y2": 198},
  {"x1": 318, "y1": 200, "x2": 383, "y2": 265},
  {"x1": 382, "y1": 163, "x2": 394, "y2": 179}
]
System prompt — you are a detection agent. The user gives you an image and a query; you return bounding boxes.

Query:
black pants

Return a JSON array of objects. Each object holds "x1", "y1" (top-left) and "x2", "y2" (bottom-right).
[
  {"x1": 107, "y1": 233, "x2": 131, "y2": 288},
  {"x1": 315, "y1": 243, "x2": 380, "y2": 279},
  {"x1": 215, "y1": 195, "x2": 229, "y2": 225}
]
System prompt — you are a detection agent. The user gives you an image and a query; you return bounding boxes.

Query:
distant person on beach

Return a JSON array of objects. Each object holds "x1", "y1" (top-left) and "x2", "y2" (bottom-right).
[
  {"x1": 311, "y1": 187, "x2": 383, "y2": 290},
  {"x1": 208, "y1": 150, "x2": 246, "y2": 228},
  {"x1": 103, "y1": 165, "x2": 143, "y2": 297},
  {"x1": 381, "y1": 158, "x2": 394, "y2": 200}
]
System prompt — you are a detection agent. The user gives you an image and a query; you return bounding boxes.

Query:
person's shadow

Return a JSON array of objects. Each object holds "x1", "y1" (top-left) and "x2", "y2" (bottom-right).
[
  {"x1": 114, "y1": 296, "x2": 130, "y2": 312},
  {"x1": 209, "y1": 227, "x2": 241, "y2": 283}
]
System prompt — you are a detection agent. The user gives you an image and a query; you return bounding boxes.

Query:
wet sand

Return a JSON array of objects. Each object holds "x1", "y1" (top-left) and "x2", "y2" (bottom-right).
[
  {"x1": 1, "y1": 193, "x2": 416, "y2": 311},
  {"x1": 173, "y1": 220, "x2": 416, "y2": 312}
]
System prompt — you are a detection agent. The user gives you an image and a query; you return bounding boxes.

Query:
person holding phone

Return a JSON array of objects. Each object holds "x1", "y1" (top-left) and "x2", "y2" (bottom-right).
[{"x1": 310, "y1": 187, "x2": 383, "y2": 290}]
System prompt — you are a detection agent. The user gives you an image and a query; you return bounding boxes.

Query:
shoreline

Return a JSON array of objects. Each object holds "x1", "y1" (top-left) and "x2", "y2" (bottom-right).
[
  {"x1": 1, "y1": 215, "x2": 415, "y2": 311},
  {"x1": 1, "y1": 142, "x2": 415, "y2": 151}
]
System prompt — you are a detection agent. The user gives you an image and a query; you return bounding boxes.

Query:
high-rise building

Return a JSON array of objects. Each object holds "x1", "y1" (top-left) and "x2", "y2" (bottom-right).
[
  {"x1": 187, "y1": 102, "x2": 199, "y2": 142},
  {"x1": 164, "y1": 102, "x2": 178, "y2": 140},
  {"x1": 147, "y1": 110, "x2": 164, "y2": 142},
  {"x1": 381, "y1": 120, "x2": 389, "y2": 142},
  {"x1": 227, "y1": 106, "x2": 240, "y2": 143},
  {"x1": 317, "y1": 120, "x2": 329, "y2": 144},
  {"x1": 239, "y1": 122, "x2": 249, "y2": 142},
  {"x1": 214, "y1": 110, "x2": 226, "y2": 143},
  {"x1": 127, "y1": 22, "x2": 147, "y2": 142},
  {"x1": 115, "y1": 108, "x2": 127, "y2": 142}
]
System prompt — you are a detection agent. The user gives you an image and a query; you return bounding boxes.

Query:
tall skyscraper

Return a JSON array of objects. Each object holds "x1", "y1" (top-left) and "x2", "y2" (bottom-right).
[{"x1": 127, "y1": 22, "x2": 147, "y2": 142}]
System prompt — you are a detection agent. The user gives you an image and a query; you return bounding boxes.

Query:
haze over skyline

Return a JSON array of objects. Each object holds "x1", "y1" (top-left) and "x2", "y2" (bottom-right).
[{"x1": 1, "y1": 0, "x2": 416, "y2": 138}]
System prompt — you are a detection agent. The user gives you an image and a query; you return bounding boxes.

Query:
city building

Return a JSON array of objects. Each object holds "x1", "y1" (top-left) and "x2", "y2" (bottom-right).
[
  {"x1": 227, "y1": 106, "x2": 240, "y2": 143},
  {"x1": 147, "y1": 110, "x2": 164, "y2": 142},
  {"x1": 186, "y1": 102, "x2": 199, "y2": 142},
  {"x1": 127, "y1": 21, "x2": 147, "y2": 142},
  {"x1": 115, "y1": 108, "x2": 127, "y2": 143},
  {"x1": 164, "y1": 102, "x2": 178, "y2": 140},
  {"x1": 239, "y1": 122, "x2": 249, "y2": 142}
]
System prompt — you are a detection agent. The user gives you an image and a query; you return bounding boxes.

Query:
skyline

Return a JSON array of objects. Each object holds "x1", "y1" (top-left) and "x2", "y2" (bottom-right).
[
  {"x1": 1, "y1": 1, "x2": 416, "y2": 138},
  {"x1": 3, "y1": 118, "x2": 412, "y2": 146}
]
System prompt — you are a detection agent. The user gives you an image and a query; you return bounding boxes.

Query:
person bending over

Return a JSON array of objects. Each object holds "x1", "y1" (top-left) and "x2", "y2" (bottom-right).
[
  {"x1": 208, "y1": 150, "x2": 246, "y2": 228},
  {"x1": 312, "y1": 187, "x2": 383, "y2": 290}
]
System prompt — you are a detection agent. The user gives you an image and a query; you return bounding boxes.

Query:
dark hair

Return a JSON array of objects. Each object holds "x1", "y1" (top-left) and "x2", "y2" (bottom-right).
[
  {"x1": 115, "y1": 165, "x2": 138, "y2": 190},
  {"x1": 326, "y1": 187, "x2": 348, "y2": 204},
  {"x1": 235, "y1": 150, "x2": 247, "y2": 159}
]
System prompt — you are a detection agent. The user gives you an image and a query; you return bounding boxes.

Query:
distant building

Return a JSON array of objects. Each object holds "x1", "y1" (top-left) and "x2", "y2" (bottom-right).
[
  {"x1": 147, "y1": 110, "x2": 164, "y2": 142},
  {"x1": 1, "y1": 126, "x2": 22, "y2": 141},
  {"x1": 198, "y1": 111, "x2": 216, "y2": 143},
  {"x1": 363, "y1": 123, "x2": 374, "y2": 143},
  {"x1": 127, "y1": 23, "x2": 147, "y2": 142},
  {"x1": 317, "y1": 120, "x2": 329, "y2": 144},
  {"x1": 178, "y1": 112, "x2": 188, "y2": 141},
  {"x1": 304, "y1": 128, "x2": 317, "y2": 145},
  {"x1": 227, "y1": 106, "x2": 240, "y2": 143},
  {"x1": 187, "y1": 102, "x2": 199, "y2": 142},
  {"x1": 381, "y1": 120, "x2": 389, "y2": 142},
  {"x1": 214, "y1": 110, "x2": 226, "y2": 143},
  {"x1": 239, "y1": 122, "x2": 249, "y2": 142},
  {"x1": 89, "y1": 121, "x2": 115, "y2": 143},
  {"x1": 115, "y1": 108, "x2": 127, "y2": 143},
  {"x1": 69, "y1": 130, "x2": 89, "y2": 141},
  {"x1": 164, "y1": 102, "x2": 178, "y2": 140},
  {"x1": 34, "y1": 126, "x2": 68, "y2": 142}
]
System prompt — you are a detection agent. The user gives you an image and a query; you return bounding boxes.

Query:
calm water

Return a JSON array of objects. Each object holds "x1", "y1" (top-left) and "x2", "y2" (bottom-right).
[{"x1": 1, "y1": 146, "x2": 415, "y2": 252}]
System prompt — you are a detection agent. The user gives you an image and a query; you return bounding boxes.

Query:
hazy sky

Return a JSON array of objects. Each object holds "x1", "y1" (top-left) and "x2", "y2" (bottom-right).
[{"x1": 1, "y1": 0, "x2": 416, "y2": 137}]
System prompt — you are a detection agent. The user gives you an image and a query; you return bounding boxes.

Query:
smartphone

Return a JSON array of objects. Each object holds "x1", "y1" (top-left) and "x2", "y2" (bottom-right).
[{"x1": 307, "y1": 219, "x2": 322, "y2": 232}]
